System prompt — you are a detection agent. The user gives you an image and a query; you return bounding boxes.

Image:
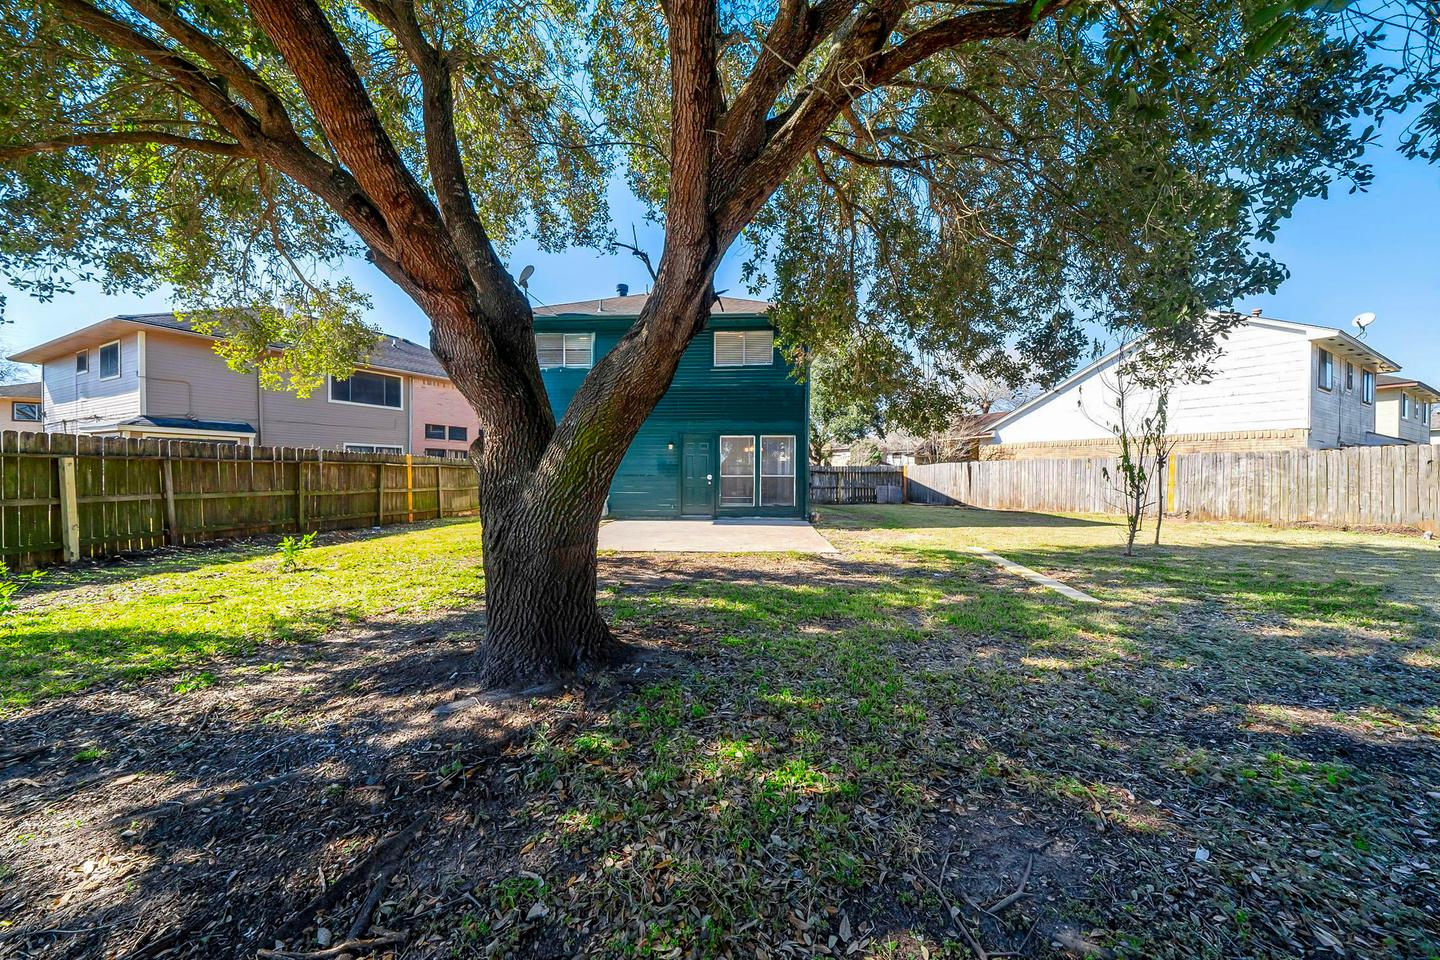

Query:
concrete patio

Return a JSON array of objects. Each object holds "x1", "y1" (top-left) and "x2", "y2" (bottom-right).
[{"x1": 597, "y1": 518, "x2": 838, "y2": 554}]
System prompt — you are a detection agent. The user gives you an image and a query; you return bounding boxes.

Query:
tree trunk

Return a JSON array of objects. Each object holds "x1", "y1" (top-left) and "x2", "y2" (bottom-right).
[{"x1": 476, "y1": 478, "x2": 627, "y2": 688}]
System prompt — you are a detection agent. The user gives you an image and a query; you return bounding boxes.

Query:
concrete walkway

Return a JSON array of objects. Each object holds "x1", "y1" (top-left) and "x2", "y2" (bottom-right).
[{"x1": 598, "y1": 518, "x2": 837, "y2": 553}]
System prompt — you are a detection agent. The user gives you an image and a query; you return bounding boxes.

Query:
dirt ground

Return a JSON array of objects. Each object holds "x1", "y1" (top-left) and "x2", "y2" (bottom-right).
[{"x1": 2, "y1": 513, "x2": 1436, "y2": 960}]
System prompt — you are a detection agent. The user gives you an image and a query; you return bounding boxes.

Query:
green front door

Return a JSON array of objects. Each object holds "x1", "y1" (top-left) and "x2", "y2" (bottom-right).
[{"x1": 681, "y1": 435, "x2": 714, "y2": 517}]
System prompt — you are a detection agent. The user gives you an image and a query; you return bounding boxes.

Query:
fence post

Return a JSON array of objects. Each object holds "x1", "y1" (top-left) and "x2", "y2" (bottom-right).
[
  {"x1": 161, "y1": 455, "x2": 180, "y2": 545},
  {"x1": 296, "y1": 460, "x2": 307, "y2": 531},
  {"x1": 376, "y1": 461, "x2": 386, "y2": 526},
  {"x1": 58, "y1": 455, "x2": 81, "y2": 563},
  {"x1": 435, "y1": 464, "x2": 443, "y2": 518},
  {"x1": 405, "y1": 454, "x2": 415, "y2": 523}
]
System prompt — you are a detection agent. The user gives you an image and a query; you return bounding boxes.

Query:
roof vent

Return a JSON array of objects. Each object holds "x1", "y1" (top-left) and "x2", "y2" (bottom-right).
[
  {"x1": 1250, "y1": 308, "x2": 1262, "y2": 317},
  {"x1": 616, "y1": 283, "x2": 629, "y2": 297}
]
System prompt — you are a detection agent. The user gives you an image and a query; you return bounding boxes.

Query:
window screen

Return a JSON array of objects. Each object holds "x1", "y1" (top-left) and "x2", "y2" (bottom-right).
[
  {"x1": 75, "y1": 352, "x2": 89, "y2": 374},
  {"x1": 1316, "y1": 349, "x2": 1333, "y2": 390},
  {"x1": 330, "y1": 371, "x2": 402, "y2": 408},
  {"x1": 719, "y1": 435, "x2": 755, "y2": 506},
  {"x1": 425, "y1": 423, "x2": 445, "y2": 439},
  {"x1": 760, "y1": 436, "x2": 796, "y2": 507},
  {"x1": 536, "y1": 332, "x2": 593, "y2": 368},
  {"x1": 99, "y1": 341, "x2": 120, "y2": 379},
  {"x1": 714, "y1": 331, "x2": 774, "y2": 366}
]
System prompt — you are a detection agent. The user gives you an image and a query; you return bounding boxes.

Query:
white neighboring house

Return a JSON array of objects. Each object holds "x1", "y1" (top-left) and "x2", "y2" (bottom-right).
[
  {"x1": 986, "y1": 312, "x2": 1404, "y2": 459},
  {"x1": 1374, "y1": 375, "x2": 1439, "y2": 445}
]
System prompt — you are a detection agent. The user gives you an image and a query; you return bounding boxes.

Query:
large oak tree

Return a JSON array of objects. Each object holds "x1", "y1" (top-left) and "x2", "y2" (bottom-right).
[{"x1": 0, "y1": 0, "x2": 1385, "y2": 685}]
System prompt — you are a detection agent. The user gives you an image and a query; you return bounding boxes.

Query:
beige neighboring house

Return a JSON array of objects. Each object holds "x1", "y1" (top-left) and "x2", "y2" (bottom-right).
[
  {"x1": 9, "y1": 313, "x2": 479, "y2": 452},
  {"x1": 1374, "y1": 375, "x2": 1439, "y2": 444},
  {"x1": 986, "y1": 312, "x2": 1405, "y2": 459},
  {"x1": 0, "y1": 382, "x2": 43, "y2": 431}
]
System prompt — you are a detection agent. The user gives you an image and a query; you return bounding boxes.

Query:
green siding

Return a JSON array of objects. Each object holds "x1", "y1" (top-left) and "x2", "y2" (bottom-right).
[{"x1": 535, "y1": 313, "x2": 809, "y2": 518}]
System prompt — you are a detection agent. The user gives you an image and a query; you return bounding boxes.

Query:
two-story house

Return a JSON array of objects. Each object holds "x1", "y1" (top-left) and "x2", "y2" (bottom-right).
[
  {"x1": 9, "y1": 313, "x2": 481, "y2": 455},
  {"x1": 532, "y1": 292, "x2": 809, "y2": 519},
  {"x1": 985, "y1": 311, "x2": 1404, "y2": 458},
  {"x1": 1373, "y1": 375, "x2": 1439, "y2": 445}
]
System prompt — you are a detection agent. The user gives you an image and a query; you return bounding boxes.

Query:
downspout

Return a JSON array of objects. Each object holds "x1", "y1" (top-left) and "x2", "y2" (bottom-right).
[{"x1": 255, "y1": 369, "x2": 264, "y2": 446}]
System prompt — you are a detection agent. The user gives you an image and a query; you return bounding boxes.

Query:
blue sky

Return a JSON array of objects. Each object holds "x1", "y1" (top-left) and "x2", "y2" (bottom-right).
[{"x1": 4, "y1": 142, "x2": 1437, "y2": 385}]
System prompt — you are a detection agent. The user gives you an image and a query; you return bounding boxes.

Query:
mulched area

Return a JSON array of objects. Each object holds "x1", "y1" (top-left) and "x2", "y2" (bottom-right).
[{"x1": 1, "y1": 545, "x2": 1436, "y2": 960}]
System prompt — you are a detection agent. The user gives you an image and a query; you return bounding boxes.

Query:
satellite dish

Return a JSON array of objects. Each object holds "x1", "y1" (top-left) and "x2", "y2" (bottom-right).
[
  {"x1": 518, "y1": 265, "x2": 535, "y2": 289},
  {"x1": 1352, "y1": 311, "x2": 1376, "y2": 338}
]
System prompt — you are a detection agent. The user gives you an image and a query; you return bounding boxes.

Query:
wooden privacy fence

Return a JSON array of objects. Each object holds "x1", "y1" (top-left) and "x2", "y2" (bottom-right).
[
  {"x1": 902, "y1": 443, "x2": 1440, "y2": 533},
  {"x1": 809, "y1": 465, "x2": 904, "y2": 504},
  {"x1": 0, "y1": 431, "x2": 481, "y2": 568}
]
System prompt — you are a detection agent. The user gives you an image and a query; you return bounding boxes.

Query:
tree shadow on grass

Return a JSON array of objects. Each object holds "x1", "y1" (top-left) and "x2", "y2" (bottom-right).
[{"x1": 0, "y1": 545, "x2": 1436, "y2": 959}]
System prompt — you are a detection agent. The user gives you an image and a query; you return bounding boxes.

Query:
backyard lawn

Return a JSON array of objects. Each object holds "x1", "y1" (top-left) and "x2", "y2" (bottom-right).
[{"x1": 1, "y1": 508, "x2": 1436, "y2": 959}]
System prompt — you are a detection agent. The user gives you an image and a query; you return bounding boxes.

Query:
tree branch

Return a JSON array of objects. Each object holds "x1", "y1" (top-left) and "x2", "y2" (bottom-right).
[{"x1": 0, "y1": 131, "x2": 245, "y2": 161}]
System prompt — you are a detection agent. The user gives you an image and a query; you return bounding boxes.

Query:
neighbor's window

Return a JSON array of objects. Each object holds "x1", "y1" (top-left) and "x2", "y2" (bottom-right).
[
  {"x1": 1403, "y1": 395, "x2": 1411, "y2": 418},
  {"x1": 1363, "y1": 370, "x2": 1375, "y2": 404},
  {"x1": 75, "y1": 351, "x2": 89, "y2": 374},
  {"x1": 424, "y1": 423, "x2": 445, "y2": 440},
  {"x1": 99, "y1": 341, "x2": 121, "y2": 380},
  {"x1": 1316, "y1": 349, "x2": 1333, "y2": 391},
  {"x1": 719, "y1": 435, "x2": 756, "y2": 507},
  {"x1": 11, "y1": 402, "x2": 40, "y2": 422},
  {"x1": 424, "y1": 447, "x2": 447, "y2": 457},
  {"x1": 1420, "y1": 402, "x2": 1430, "y2": 424},
  {"x1": 343, "y1": 443, "x2": 404, "y2": 454},
  {"x1": 760, "y1": 435, "x2": 796, "y2": 507},
  {"x1": 330, "y1": 370, "x2": 403, "y2": 408},
  {"x1": 449, "y1": 449, "x2": 470, "y2": 459},
  {"x1": 447, "y1": 425, "x2": 468, "y2": 442},
  {"x1": 713, "y1": 330, "x2": 774, "y2": 367},
  {"x1": 535, "y1": 332, "x2": 594, "y2": 369},
  {"x1": 1345, "y1": 362, "x2": 1354, "y2": 391}
]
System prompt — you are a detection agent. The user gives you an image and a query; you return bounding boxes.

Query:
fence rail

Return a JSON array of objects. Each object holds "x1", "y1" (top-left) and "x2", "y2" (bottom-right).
[
  {"x1": 900, "y1": 443, "x2": 1440, "y2": 533},
  {"x1": 809, "y1": 465, "x2": 904, "y2": 504},
  {"x1": 0, "y1": 431, "x2": 480, "y2": 567}
]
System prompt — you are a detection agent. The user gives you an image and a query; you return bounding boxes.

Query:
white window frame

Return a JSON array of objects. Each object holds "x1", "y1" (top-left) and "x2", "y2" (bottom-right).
[
  {"x1": 98, "y1": 340, "x2": 122, "y2": 381},
  {"x1": 75, "y1": 351, "x2": 89, "y2": 375},
  {"x1": 759, "y1": 435, "x2": 796, "y2": 508},
  {"x1": 343, "y1": 443, "x2": 404, "y2": 454},
  {"x1": 713, "y1": 330, "x2": 774, "y2": 367},
  {"x1": 1316, "y1": 348, "x2": 1333, "y2": 391},
  {"x1": 1362, "y1": 370, "x2": 1375, "y2": 404},
  {"x1": 11, "y1": 401, "x2": 41, "y2": 422},
  {"x1": 535, "y1": 331, "x2": 594, "y2": 369},
  {"x1": 718, "y1": 434, "x2": 756, "y2": 507},
  {"x1": 328, "y1": 370, "x2": 405, "y2": 410}
]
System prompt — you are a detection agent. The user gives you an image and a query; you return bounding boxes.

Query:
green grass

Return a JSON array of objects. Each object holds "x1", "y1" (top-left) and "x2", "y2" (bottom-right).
[{"x1": 0, "y1": 519, "x2": 484, "y2": 710}]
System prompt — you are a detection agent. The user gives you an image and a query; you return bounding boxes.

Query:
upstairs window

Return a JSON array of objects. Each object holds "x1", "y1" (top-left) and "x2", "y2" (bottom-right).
[
  {"x1": 1316, "y1": 349, "x2": 1333, "y2": 391},
  {"x1": 75, "y1": 351, "x2": 89, "y2": 374},
  {"x1": 1362, "y1": 370, "x2": 1375, "y2": 404},
  {"x1": 1403, "y1": 395, "x2": 1411, "y2": 419},
  {"x1": 99, "y1": 341, "x2": 121, "y2": 380},
  {"x1": 536, "y1": 332, "x2": 594, "y2": 369},
  {"x1": 330, "y1": 370, "x2": 403, "y2": 408},
  {"x1": 12, "y1": 402, "x2": 40, "y2": 422},
  {"x1": 1345, "y1": 362, "x2": 1354, "y2": 391},
  {"x1": 714, "y1": 330, "x2": 774, "y2": 367},
  {"x1": 424, "y1": 423, "x2": 445, "y2": 440},
  {"x1": 448, "y1": 426, "x2": 468, "y2": 442}
]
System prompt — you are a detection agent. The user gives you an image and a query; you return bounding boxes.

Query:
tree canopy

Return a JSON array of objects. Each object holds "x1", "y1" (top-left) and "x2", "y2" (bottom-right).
[{"x1": 0, "y1": 0, "x2": 1416, "y2": 680}]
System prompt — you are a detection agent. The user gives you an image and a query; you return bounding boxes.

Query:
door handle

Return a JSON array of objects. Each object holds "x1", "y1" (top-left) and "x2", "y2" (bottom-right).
[{"x1": 706, "y1": 474, "x2": 713, "y2": 482}]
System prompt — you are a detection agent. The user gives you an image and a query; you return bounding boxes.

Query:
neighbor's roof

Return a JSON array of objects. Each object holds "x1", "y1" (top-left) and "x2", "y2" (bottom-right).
[
  {"x1": 533, "y1": 293, "x2": 772, "y2": 317},
  {"x1": 1376, "y1": 374, "x2": 1440, "y2": 400},
  {"x1": 0, "y1": 381, "x2": 41, "y2": 399},
  {"x1": 10, "y1": 312, "x2": 446, "y2": 378},
  {"x1": 119, "y1": 415, "x2": 257, "y2": 434},
  {"x1": 987, "y1": 311, "x2": 1406, "y2": 434}
]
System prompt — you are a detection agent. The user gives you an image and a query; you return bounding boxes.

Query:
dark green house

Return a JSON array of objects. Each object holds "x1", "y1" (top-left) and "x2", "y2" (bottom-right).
[{"x1": 533, "y1": 291, "x2": 809, "y2": 519}]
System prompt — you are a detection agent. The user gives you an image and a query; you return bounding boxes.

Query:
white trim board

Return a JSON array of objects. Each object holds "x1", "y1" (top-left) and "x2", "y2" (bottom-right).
[{"x1": 965, "y1": 547, "x2": 1100, "y2": 603}]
